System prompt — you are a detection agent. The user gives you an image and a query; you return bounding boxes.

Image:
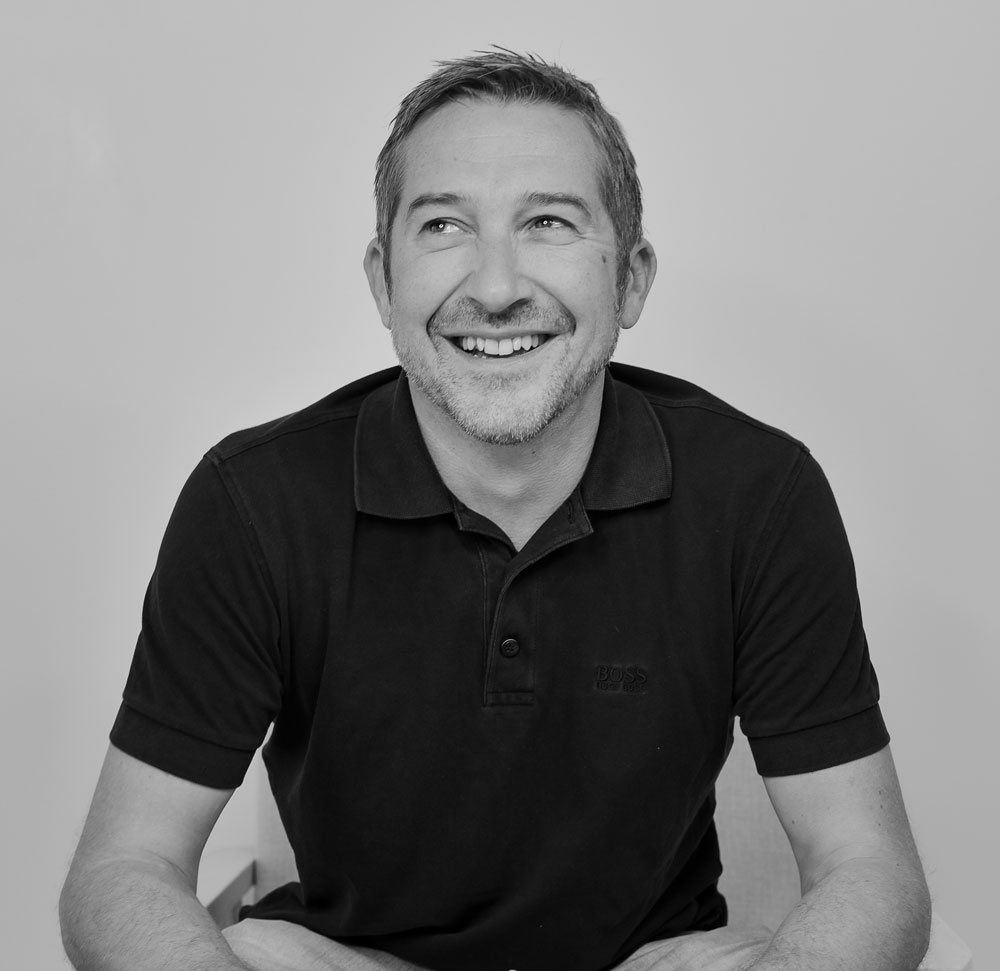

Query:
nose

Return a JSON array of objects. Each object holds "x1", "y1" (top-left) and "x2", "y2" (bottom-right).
[{"x1": 463, "y1": 236, "x2": 531, "y2": 314}]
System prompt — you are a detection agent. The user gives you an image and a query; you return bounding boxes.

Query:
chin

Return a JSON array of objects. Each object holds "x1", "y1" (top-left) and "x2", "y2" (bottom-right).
[
  {"x1": 395, "y1": 329, "x2": 616, "y2": 447},
  {"x1": 439, "y1": 389, "x2": 565, "y2": 446}
]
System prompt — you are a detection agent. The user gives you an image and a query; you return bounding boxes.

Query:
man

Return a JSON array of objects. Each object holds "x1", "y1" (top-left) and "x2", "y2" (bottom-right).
[{"x1": 61, "y1": 51, "x2": 931, "y2": 971}]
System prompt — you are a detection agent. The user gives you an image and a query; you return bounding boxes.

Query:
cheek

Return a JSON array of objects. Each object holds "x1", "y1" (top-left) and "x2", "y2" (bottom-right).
[
  {"x1": 531, "y1": 248, "x2": 617, "y2": 299},
  {"x1": 393, "y1": 251, "x2": 468, "y2": 316}
]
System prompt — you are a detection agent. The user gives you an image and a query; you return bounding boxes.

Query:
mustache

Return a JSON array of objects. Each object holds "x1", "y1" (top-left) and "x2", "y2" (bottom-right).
[{"x1": 429, "y1": 298, "x2": 574, "y2": 333}]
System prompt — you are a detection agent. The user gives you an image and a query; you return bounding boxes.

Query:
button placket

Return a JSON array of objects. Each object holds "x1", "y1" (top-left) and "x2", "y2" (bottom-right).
[
  {"x1": 481, "y1": 500, "x2": 591, "y2": 707},
  {"x1": 484, "y1": 579, "x2": 535, "y2": 706}
]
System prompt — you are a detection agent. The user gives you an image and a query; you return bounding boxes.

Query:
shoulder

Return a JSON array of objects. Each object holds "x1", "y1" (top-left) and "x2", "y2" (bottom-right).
[
  {"x1": 208, "y1": 367, "x2": 401, "y2": 466},
  {"x1": 610, "y1": 362, "x2": 806, "y2": 453},
  {"x1": 187, "y1": 367, "x2": 401, "y2": 524},
  {"x1": 609, "y1": 362, "x2": 816, "y2": 507}
]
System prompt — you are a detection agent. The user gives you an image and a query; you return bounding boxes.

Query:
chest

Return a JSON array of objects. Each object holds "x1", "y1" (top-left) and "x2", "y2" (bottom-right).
[
  {"x1": 260, "y1": 500, "x2": 740, "y2": 947},
  {"x1": 276, "y1": 502, "x2": 737, "y2": 771}
]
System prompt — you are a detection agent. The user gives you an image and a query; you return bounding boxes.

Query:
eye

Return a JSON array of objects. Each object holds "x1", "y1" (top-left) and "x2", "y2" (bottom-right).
[
  {"x1": 530, "y1": 215, "x2": 572, "y2": 231},
  {"x1": 423, "y1": 219, "x2": 459, "y2": 235}
]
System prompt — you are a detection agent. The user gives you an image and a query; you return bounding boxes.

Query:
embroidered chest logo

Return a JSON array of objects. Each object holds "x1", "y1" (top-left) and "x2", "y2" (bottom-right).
[{"x1": 593, "y1": 664, "x2": 649, "y2": 694}]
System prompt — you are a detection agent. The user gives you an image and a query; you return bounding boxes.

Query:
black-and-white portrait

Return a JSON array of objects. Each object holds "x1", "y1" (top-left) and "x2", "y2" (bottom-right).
[{"x1": 2, "y1": 5, "x2": 995, "y2": 969}]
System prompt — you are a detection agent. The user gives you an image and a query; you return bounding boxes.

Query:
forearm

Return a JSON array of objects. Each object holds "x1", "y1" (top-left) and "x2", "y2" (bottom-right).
[
  {"x1": 60, "y1": 854, "x2": 249, "y2": 971},
  {"x1": 750, "y1": 855, "x2": 931, "y2": 971}
]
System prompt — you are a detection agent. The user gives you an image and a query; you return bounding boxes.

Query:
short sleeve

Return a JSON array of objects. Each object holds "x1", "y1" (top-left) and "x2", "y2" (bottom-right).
[
  {"x1": 733, "y1": 451, "x2": 889, "y2": 776},
  {"x1": 110, "y1": 456, "x2": 283, "y2": 788}
]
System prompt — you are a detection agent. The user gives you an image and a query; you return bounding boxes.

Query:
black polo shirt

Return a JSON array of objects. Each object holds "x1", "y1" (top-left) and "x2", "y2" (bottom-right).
[{"x1": 112, "y1": 363, "x2": 887, "y2": 971}]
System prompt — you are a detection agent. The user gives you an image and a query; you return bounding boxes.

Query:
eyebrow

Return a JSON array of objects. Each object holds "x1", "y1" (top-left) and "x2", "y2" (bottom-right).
[
  {"x1": 520, "y1": 192, "x2": 593, "y2": 221},
  {"x1": 405, "y1": 193, "x2": 469, "y2": 221},
  {"x1": 404, "y1": 191, "x2": 594, "y2": 223}
]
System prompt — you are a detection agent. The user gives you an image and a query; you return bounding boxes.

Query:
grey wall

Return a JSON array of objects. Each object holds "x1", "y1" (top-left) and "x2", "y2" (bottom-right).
[{"x1": 3, "y1": 3, "x2": 996, "y2": 967}]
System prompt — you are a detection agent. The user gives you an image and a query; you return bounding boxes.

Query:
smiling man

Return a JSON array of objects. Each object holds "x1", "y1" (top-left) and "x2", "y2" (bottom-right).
[
  {"x1": 372, "y1": 100, "x2": 640, "y2": 445},
  {"x1": 61, "y1": 52, "x2": 931, "y2": 971},
  {"x1": 364, "y1": 95, "x2": 655, "y2": 550}
]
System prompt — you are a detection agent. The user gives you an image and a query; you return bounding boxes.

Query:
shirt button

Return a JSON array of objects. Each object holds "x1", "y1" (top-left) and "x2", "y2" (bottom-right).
[{"x1": 500, "y1": 638, "x2": 520, "y2": 658}]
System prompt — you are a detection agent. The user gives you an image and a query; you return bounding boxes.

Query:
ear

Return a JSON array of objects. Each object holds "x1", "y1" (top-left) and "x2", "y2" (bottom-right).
[
  {"x1": 617, "y1": 237, "x2": 657, "y2": 330},
  {"x1": 363, "y1": 237, "x2": 392, "y2": 330}
]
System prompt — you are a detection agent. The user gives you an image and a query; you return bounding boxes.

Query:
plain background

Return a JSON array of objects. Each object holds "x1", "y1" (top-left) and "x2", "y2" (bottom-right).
[{"x1": 2, "y1": 2, "x2": 997, "y2": 968}]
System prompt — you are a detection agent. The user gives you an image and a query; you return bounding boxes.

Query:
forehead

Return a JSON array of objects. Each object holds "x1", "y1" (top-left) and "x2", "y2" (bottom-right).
[{"x1": 397, "y1": 99, "x2": 605, "y2": 210}]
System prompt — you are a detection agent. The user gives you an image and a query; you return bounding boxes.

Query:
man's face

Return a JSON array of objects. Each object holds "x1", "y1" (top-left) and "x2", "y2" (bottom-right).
[{"x1": 365, "y1": 98, "x2": 650, "y2": 445}]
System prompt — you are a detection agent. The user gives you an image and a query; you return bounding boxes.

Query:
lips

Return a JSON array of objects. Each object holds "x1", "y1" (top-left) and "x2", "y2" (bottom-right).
[
  {"x1": 452, "y1": 334, "x2": 550, "y2": 357},
  {"x1": 431, "y1": 299, "x2": 572, "y2": 360}
]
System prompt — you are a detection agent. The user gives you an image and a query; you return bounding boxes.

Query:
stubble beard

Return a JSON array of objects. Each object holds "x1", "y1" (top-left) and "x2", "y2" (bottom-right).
[{"x1": 391, "y1": 299, "x2": 621, "y2": 446}]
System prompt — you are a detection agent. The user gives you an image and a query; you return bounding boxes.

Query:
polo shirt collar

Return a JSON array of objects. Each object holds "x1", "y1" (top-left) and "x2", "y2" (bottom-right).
[
  {"x1": 354, "y1": 367, "x2": 673, "y2": 519},
  {"x1": 581, "y1": 366, "x2": 674, "y2": 510}
]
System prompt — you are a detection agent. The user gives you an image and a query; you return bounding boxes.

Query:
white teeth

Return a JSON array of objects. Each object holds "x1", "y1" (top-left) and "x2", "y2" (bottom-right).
[{"x1": 455, "y1": 333, "x2": 549, "y2": 356}]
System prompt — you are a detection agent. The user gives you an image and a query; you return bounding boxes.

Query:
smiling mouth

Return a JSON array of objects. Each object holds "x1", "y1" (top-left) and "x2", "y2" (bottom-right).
[{"x1": 449, "y1": 334, "x2": 552, "y2": 358}]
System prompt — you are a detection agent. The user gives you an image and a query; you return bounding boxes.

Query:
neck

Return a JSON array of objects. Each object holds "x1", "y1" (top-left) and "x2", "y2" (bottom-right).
[{"x1": 410, "y1": 377, "x2": 605, "y2": 551}]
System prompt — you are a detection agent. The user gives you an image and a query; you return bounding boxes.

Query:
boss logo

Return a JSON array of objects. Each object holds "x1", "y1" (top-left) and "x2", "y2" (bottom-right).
[{"x1": 593, "y1": 664, "x2": 649, "y2": 693}]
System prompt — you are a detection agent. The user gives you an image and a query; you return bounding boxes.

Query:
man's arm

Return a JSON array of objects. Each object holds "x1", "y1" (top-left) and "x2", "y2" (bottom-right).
[
  {"x1": 750, "y1": 745, "x2": 931, "y2": 971},
  {"x1": 60, "y1": 744, "x2": 250, "y2": 971}
]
